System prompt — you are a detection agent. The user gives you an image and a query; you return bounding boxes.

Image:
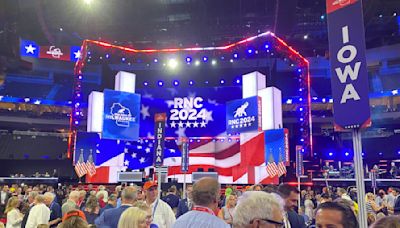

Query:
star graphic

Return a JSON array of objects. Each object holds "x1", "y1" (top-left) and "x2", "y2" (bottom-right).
[
  {"x1": 143, "y1": 92, "x2": 154, "y2": 100},
  {"x1": 170, "y1": 121, "x2": 177, "y2": 128},
  {"x1": 33, "y1": 100, "x2": 41, "y2": 105},
  {"x1": 124, "y1": 160, "x2": 130, "y2": 166},
  {"x1": 188, "y1": 91, "x2": 196, "y2": 98},
  {"x1": 117, "y1": 140, "x2": 121, "y2": 144},
  {"x1": 25, "y1": 44, "x2": 36, "y2": 54},
  {"x1": 147, "y1": 132, "x2": 154, "y2": 139},
  {"x1": 200, "y1": 122, "x2": 207, "y2": 128},
  {"x1": 139, "y1": 157, "x2": 146, "y2": 163},
  {"x1": 192, "y1": 121, "x2": 199, "y2": 128},
  {"x1": 248, "y1": 122, "x2": 252, "y2": 126},
  {"x1": 207, "y1": 99, "x2": 219, "y2": 106},
  {"x1": 175, "y1": 127, "x2": 186, "y2": 138},
  {"x1": 96, "y1": 149, "x2": 100, "y2": 154},
  {"x1": 204, "y1": 110, "x2": 214, "y2": 122},
  {"x1": 137, "y1": 145, "x2": 143, "y2": 149},
  {"x1": 167, "y1": 88, "x2": 178, "y2": 96},
  {"x1": 185, "y1": 121, "x2": 191, "y2": 128},
  {"x1": 239, "y1": 124, "x2": 243, "y2": 128},
  {"x1": 131, "y1": 153, "x2": 137, "y2": 158},
  {"x1": 125, "y1": 142, "x2": 131, "y2": 146},
  {"x1": 145, "y1": 148, "x2": 151, "y2": 153},
  {"x1": 170, "y1": 149, "x2": 176, "y2": 153},
  {"x1": 74, "y1": 50, "x2": 81, "y2": 59},
  {"x1": 178, "y1": 121, "x2": 184, "y2": 128},
  {"x1": 243, "y1": 123, "x2": 247, "y2": 127},
  {"x1": 140, "y1": 105, "x2": 150, "y2": 120},
  {"x1": 124, "y1": 148, "x2": 129, "y2": 153},
  {"x1": 165, "y1": 100, "x2": 175, "y2": 108},
  {"x1": 231, "y1": 126, "x2": 234, "y2": 129}
]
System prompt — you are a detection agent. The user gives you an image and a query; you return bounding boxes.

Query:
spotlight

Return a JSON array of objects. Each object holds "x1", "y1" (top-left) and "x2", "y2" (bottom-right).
[
  {"x1": 220, "y1": 79, "x2": 225, "y2": 84},
  {"x1": 322, "y1": 98, "x2": 326, "y2": 103},
  {"x1": 157, "y1": 81, "x2": 164, "y2": 87},
  {"x1": 286, "y1": 99, "x2": 292, "y2": 104},
  {"x1": 236, "y1": 79, "x2": 241, "y2": 84},
  {"x1": 233, "y1": 53, "x2": 239, "y2": 59},
  {"x1": 153, "y1": 58, "x2": 158, "y2": 63},
  {"x1": 345, "y1": 152, "x2": 349, "y2": 156},
  {"x1": 83, "y1": 0, "x2": 93, "y2": 5},
  {"x1": 247, "y1": 49, "x2": 253, "y2": 54},
  {"x1": 320, "y1": 15, "x2": 325, "y2": 20},
  {"x1": 328, "y1": 152, "x2": 333, "y2": 156},
  {"x1": 105, "y1": 54, "x2": 110, "y2": 59},
  {"x1": 297, "y1": 68, "x2": 302, "y2": 73},
  {"x1": 299, "y1": 107, "x2": 303, "y2": 112},
  {"x1": 299, "y1": 118, "x2": 304, "y2": 122},
  {"x1": 203, "y1": 56, "x2": 208, "y2": 62},
  {"x1": 194, "y1": 60, "x2": 200, "y2": 66},
  {"x1": 205, "y1": 81, "x2": 209, "y2": 84},
  {"x1": 121, "y1": 57, "x2": 126, "y2": 62},
  {"x1": 211, "y1": 60, "x2": 217, "y2": 65},
  {"x1": 143, "y1": 82, "x2": 148, "y2": 86},
  {"x1": 264, "y1": 44, "x2": 270, "y2": 49},
  {"x1": 173, "y1": 80, "x2": 179, "y2": 86},
  {"x1": 74, "y1": 120, "x2": 79, "y2": 125},
  {"x1": 229, "y1": 59, "x2": 234, "y2": 63},
  {"x1": 168, "y1": 59, "x2": 178, "y2": 69},
  {"x1": 186, "y1": 57, "x2": 192, "y2": 63},
  {"x1": 189, "y1": 80, "x2": 194, "y2": 86},
  {"x1": 303, "y1": 35, "x2": 309, "y2": 40}
]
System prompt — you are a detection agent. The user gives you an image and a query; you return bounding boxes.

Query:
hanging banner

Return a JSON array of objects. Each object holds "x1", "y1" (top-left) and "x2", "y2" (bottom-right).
[
  {"x1": 326, "y1": 0, "x2": 371, "y2": 131},
  {"x1": 226, "y1": 96, "x2": 261, "y2": 134},
  {"x1": 154, "y1": 113, "x2": 167, "y2": 167},
  {"x1": 102, "y1": 89, "x2": 141, "y2": 141},
  {"x1": 295, "y1": 145, "x2": 304, "y2": 177},
  {"x1": 180, "y1": 137, "x2": 189, "y2": 172},
  {"x1": 264, "y1": 128, "x2": 289, "y2": 164}
]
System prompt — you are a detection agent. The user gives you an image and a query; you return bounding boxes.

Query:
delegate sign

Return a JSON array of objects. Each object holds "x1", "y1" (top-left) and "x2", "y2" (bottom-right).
[{"x1": 326, "y1": 0, "x2": 371, "y2": 131}]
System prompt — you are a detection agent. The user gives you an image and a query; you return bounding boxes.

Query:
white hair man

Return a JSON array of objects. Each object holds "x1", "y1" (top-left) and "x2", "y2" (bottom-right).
[
  {"x1": 61, "y1": 190, "x2": 79, "y2": 216},
  {"x1": 26, "y1": 194, "x2": 51, "y2": 228},
  {"x1": 233, "y1": 191, "x2": 284, "y2": 228},
  {"x1": 21, "y1": 191, "x2": 38, "y2": 228},
  {"x1": 44, "y1": 192, "x2": 62, "y2": 227}
]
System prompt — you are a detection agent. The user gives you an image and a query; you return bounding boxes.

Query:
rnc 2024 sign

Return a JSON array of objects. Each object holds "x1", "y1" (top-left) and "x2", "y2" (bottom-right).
[
  {"x1": 102, "y1": 89, "x2": 141, "y2": 141},
  {"x1": 226, "y1": 96, "x2": 262, "y2": 134}
]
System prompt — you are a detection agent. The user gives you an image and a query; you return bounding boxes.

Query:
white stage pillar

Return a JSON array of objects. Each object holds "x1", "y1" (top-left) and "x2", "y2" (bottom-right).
[
  {"x1": 242, "y1": 71, "x2": 266, "y2": 98},
  {"x1": 87, "y1": 91, "x2": 104, "y2": 133},
  {"x1": 115, "y1": 71, "x2": 136, "y2": 93},
  {"x1": 258, "y1": 87, "x2": 283, "y2": 130}
]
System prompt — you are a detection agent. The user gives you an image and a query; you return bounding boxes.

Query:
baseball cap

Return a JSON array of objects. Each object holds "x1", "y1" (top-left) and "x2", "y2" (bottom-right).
[
  {"x1": 62, "y1": 209, "x2": 87, "y2": 222},
  {"x1": 143, "y1": 181, "x2": 158, "y2": 191}
]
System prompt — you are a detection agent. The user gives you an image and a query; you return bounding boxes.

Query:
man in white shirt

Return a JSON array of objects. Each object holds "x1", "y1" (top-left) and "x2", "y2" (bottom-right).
[
  {"x1": 26, "y1": 194, "x2": 50, "y2": 228},
  {"x1": 144, "y1": 181, "x2": 176, "y2": 228}
]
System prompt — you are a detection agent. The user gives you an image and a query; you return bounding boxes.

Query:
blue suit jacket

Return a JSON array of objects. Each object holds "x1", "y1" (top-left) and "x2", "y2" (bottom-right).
[
  {"x1": 99, "y1": 203, "x2": 115, "y2": 215},
  {"x1": 95, "y1": 205, "x2": 131, "y2": 228},
  {"x1": 176, "y1": 199, "x2": 190, "y2": 218}
]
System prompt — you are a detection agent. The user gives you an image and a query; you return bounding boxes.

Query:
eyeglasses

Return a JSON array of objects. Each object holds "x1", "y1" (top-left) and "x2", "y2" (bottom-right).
[{"x1": 251, "y1": 218, "x2": 285, "y2": 228}]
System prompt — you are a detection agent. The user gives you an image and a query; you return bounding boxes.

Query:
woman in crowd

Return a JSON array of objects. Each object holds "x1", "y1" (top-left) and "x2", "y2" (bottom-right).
[
  {"x1": 118, "y1": 207, "x2": 152, "y2": 228},
  {"x1": 304, "y1": 194, "x2": 314, "y2": 222},
  {"x1": 5, "y1": 196, "x2": 24, "y2": 228},
  {"x1": 218, "y1": 194, "x2": 237, "y2": 226},
  {"x1": 82, "y1": 196, "x2": 99, "y2": 225},
  {"x1": 366, "y1": 192, "x2": 386, "y2": 216}
]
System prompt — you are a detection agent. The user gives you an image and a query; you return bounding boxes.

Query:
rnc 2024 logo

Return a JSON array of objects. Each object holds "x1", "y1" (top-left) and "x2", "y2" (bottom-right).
[
  {"x1": 105, "y1": 103, "x2": 136, "y2": 127},
  {"x1": 228, "y1": 101, "x2": 256, "y2": 129}
]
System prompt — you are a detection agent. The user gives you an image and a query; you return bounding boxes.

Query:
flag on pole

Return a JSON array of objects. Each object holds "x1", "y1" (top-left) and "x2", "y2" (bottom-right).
[
  {"x1": 86, "y1": 149, "x2": 97, "y2": 177},
  {"x1": 266, "y1": 162, "x2": 278, "y2": 177},
  {"x1": 277, "y1": 149, "x2": 287, "y2": 177},
  {"x1": 75, "y1": 149, "x2": 88, "y2": 178}
]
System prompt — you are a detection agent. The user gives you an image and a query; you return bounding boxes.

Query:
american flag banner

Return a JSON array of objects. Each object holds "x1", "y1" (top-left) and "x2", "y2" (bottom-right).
[
  {"x1": 266, "y1": 162, "x2": 279, "y2": 177},
  {"x1": 74, "y1": 149, "x2": 88, "y2": 178},
  {"x1": 86, "y1": 149, "x2": 97, "y2": 177},
  {"x1": 277, "y1": 161, "x2": 287, "y2": 177}
]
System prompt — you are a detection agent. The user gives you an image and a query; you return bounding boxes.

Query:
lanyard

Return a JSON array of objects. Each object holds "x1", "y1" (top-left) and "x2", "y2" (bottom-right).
[
  {"x1": 192, "y1": 206, "x2": 215, "y2": 216},
  {"x1": 152, "y1": 199, "x2": 159, "y2": 218}
]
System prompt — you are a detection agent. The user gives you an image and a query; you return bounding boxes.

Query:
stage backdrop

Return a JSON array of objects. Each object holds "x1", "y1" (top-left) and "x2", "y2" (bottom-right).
[{"x1": 81, "y1": 86, "x2": 279, "y2": 184}]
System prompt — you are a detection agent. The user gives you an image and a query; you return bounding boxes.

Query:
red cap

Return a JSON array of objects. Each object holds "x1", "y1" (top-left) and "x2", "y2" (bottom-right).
[{"x1": 143, "y1": 181, "x2": 158, "y2": 191}]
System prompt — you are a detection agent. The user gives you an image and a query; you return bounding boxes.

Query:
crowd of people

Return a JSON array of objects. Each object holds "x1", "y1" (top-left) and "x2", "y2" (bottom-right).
[{"x1": 1, "y1": 180, "x2": 400, "y2": 228}]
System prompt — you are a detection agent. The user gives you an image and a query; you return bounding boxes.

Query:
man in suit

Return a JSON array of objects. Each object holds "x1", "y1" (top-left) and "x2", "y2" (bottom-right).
[
  {"x1": 44, "y1": 192, "x2": 62, "y2": 228},
  {"x1": 278, "y1": 184, "x2": 306, "y2": 228},
  {"x1": 392, "y1": 188, "x2": 400, "y2": 214},
  {"x1": 176, "y1": 185, "x2": 193, "y2": 218},
  {"x1": 99, "y1": 194, "x2": 117, "y2": 215},
  {"x1": 95, "y1": 186, "x2": 137, "y2": 227},
  {"x1": 0, "y1": 185, "x2": 11, "y2": 218},
  {"x1": 315, "y1": 201, "x2": 358, "y2": 228},
  {"x1": 21, "y1": 191, "x2": 38, "y2": 228}
]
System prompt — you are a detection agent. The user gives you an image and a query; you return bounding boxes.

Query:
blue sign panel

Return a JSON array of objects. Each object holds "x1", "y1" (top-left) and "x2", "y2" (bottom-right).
[
  {"x1": 226, "y1": 96, "x2": 261, "y2": 134},
  {"x1": 295, "y1": 145, "x2": 304, "y2": 177},
  {"x1": 265, "y1": 129, "x2": 289, "y2": 164},
  {"x1": 154, "y1": 113, "x2": 166, "y2": 167},
  {"x1": 102, "y1": 89, "x2": 141, "y2": 141},
  {"x1": 326, "y1": 0, "x2": 371, "y2": 131},
  {"x1": 181, "y1": 138, "x2": 189, "y2": 172}
]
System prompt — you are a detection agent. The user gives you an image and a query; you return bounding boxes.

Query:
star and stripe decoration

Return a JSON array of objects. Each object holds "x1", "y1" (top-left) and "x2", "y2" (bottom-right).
[
  {"x1": 264, "y1": 129, "x2": 289, "y2": 178},
  {"x1": 20, "y1": 39, "x2": 81, "y2": 62}
]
